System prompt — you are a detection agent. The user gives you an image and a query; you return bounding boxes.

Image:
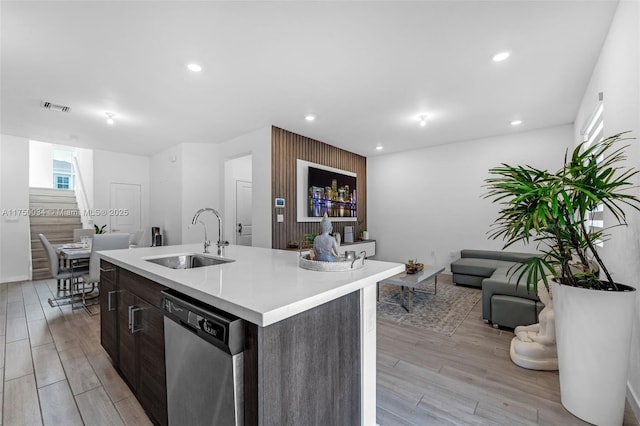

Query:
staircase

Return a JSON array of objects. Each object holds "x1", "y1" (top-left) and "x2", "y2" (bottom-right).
[{"x1": 29, "y1": 188, "x2": 82, "y2": 280}]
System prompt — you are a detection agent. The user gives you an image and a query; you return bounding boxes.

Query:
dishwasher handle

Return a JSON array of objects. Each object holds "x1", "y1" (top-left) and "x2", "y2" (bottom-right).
[{"x1": 161, "y1": 290, "x2": 245, "y2": 355}]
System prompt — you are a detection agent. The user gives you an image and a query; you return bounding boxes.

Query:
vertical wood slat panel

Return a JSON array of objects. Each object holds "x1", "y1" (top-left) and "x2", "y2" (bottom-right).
[{"x1": 271, "y1": 126, "x2": 367, "y2": 250}]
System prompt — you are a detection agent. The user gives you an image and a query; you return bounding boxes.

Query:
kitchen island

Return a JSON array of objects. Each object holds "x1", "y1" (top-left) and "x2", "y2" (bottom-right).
[{"x1": 99, "y1": 244, "x2": 403, "y2": 426}]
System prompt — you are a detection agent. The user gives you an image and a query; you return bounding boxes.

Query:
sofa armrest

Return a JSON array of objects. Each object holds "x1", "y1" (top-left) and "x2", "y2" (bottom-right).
[{"x1": 481, "y1": 271, "x2": 540, "y2": 322}]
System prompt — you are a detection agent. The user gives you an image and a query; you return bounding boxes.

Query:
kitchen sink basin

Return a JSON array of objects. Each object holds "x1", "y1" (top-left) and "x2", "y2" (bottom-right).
[{"x1": 145, "y1": 254, "x2": 235, "y2": 269}]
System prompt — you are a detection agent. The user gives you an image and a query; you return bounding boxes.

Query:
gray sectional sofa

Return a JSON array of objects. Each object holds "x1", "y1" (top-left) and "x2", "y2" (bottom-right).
[{"x1": 450, "y1": 249, "x2": 544, "y2": 329}]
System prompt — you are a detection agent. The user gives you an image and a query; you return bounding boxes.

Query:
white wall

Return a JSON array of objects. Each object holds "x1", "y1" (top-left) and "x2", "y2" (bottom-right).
[
  {"x1": 150, "y1": 143, "x2": 221, "y2": 247},
  {"x1": 218, "y1": 127, "x2": 272, "y2": 249},
  {"x1": 367, "y1": 125, "x2": 573, "y2": 267},
  {"x1": 149, "y1": 127, "x2": 271, "y2": 249},
  {"x1": 574, "y1": 0, "x2": 640, "y2": 417},
  {"x1": 0, "y1": 134, "x2": 31, "y2": 282},
  {"x1": 150, "y1": 145, "x2": 182, "y2": 246},
  {"x1": 93, "y1": 149, "x2": 151, "y2": 243},
  {"x1": 28, "y1": 140, "x2": 53, "y2": 188},
  {"x1": 181, "y1": 143, "x2": 221, "y2": 245},
  {"x1": 74, "y1": 147, "x2": 94, "y2": 228}
]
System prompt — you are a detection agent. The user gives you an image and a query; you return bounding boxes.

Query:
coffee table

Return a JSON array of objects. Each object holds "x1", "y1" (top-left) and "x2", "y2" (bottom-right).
[{"x1": 377, "y1": 265, "x2": 445, "y2": 313}]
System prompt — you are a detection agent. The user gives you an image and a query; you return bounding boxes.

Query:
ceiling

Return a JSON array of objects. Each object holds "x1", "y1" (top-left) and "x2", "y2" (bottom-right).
[{"x1": 0, "y1": 1, "x2": 618, "y2": 157}]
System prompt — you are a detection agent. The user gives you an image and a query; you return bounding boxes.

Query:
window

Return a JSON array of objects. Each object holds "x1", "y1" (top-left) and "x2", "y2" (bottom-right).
[
  {"x1": 55, "y1": 175, "x2": 70, "y2": 189},
  {"x1": 581, "y1": 93, "x2": 604, "y2": 246}
]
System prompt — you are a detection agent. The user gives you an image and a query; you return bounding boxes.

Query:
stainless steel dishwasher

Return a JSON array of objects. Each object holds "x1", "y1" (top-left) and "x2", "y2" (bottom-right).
[{"x1": 161, "y1": 290, "x2": 245, "y2": 426}]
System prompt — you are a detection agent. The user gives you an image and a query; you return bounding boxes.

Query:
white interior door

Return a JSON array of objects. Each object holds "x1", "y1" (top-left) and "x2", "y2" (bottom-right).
[
  {"x1": 109, "y1": 183, "x2": 141, "y2": 235},
  {"x1": 235, "y1": 180, "x2": 252, "y2": 246}
]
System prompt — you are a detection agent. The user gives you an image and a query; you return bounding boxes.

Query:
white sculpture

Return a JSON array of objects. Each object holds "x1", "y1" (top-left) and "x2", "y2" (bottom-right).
[
  {"x1": 313, "y1": 213, "x2": 340, "y2": 262},
  {"x1": 510, "y1": 283, "x2": 559, "y2": 370}
]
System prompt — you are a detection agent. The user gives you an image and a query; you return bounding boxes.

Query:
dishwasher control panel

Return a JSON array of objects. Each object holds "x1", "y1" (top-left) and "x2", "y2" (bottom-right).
[{"x1": 161, "y1": 290, "x2": 244, "y2": 355}]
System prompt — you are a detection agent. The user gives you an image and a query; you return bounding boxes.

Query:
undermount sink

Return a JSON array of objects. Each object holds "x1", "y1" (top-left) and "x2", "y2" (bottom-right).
[{"x1": 145, "y1": 254, "x2": 235, "y2": 269}]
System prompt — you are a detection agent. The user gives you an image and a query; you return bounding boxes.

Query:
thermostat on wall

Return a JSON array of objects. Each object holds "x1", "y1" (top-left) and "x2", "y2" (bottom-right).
[{"x1": 275, "y1": 198, "x2": 285, "y2": 208}]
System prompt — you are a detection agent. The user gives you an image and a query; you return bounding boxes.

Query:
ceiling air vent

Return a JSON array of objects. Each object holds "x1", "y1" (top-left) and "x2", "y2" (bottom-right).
[{"x1": 40, "y1": 100, "x2": 71, "y2": 113}]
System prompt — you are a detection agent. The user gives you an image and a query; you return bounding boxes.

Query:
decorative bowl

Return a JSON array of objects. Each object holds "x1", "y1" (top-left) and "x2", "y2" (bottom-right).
[
  {"x1": 298, "y1": 253, "x2": 365, "y2": 272},
  {"x1": 405, "y1": 262, "x2": 424, "y2": 274}
]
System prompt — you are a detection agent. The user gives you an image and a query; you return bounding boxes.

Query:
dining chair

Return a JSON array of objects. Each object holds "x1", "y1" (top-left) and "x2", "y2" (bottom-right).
[
  {"x1": 39, "y1": 233, "x2": 89, "y2": 292},
  {"x1": 128, "y1": 230, "x2": 145, "y2": 247},
  {"x1": 79, "y1": 233, "x2": 130, "y2": 313},
  {"x1": 72, "y1": 228, "x2": 95, "y2": 269}
]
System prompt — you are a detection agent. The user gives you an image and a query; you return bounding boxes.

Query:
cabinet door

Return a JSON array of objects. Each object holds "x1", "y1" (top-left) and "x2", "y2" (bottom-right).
[
  {"x1": 99, "y1": 273, "x2": 118, "y2": 363},
  {"x1": 118, "y1": 289, "x2": 138, "y2": 391},
  {"x1": 136, "y1": 298, "x2": 168, "y2": 426}
]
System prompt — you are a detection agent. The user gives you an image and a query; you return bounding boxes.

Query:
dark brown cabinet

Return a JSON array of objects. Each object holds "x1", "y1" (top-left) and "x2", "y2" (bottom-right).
[
  {"x1": 99, "y1": 261, "x2": 168, "y2": 426},
  {"x1": 244, "y1": 290, "x2": 361, "y2": 425},
  {"x1": 99, "y1": 260, "x2": 118, "y2": 363},
  {"x1": 134, "y1": 297, "x2": 166, "y2": 422}
]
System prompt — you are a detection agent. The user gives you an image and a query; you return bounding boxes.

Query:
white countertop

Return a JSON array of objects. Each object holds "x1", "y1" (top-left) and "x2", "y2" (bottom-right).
[{"x1": 99, "y1": 244, "x2": 404, "y2": 327}]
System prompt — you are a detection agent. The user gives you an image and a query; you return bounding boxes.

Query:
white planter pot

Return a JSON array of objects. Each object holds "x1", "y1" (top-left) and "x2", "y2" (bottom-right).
[{"x1": 552, "y1": 280, "x2": 636, "y2": 425}]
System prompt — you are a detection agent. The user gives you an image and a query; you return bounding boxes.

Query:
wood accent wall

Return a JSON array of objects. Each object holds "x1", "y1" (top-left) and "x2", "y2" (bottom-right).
[{"x1": 271, "y1": 126, "x2": 367, "y2": 249}]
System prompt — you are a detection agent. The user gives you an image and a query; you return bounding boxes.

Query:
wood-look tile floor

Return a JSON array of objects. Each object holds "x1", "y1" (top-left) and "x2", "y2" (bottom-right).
[
  {"x1": 376, "y1": 274, "x2": 640, "y2": 426},
  {"x1": 2, "y1": 277, "x2": 638, "y2": 425},
  {"x1": 0, "y1": 279, "x2": 152, "y2": 426}
]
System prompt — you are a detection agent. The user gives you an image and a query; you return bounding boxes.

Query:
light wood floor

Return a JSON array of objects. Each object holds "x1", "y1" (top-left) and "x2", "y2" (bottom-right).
[
  {"x1": 376, "y1": 274, "x2": 640, "y2": 426},
  {"x1": 2, "y1": 277, "x2": 638, "y2": 425},
  {"x1": 0, "y1": 278, "x2": 152, "y2": 425}
]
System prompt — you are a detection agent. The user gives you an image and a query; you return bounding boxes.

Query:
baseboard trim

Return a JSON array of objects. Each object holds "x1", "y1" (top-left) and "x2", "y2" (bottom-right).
[
  {"x1": 0, "y1": 274, "x2": 29, "y2": 285},
  {"x1": 628, "y1": 383, "x2": 640, "y2": 423}
]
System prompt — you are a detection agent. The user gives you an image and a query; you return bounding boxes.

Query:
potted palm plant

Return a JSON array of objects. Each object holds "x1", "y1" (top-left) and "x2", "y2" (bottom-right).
[{"x1": 484, "y1": 132, "x2": 639, "y2": 425}]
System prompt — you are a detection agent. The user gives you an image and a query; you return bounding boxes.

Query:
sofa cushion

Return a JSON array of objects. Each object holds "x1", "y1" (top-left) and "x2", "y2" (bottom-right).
[
  {"x1": 451, "y1": 258, "x2": 499, "y2": 277},
  {"x1": 488, "y1": 265, "x2": 525, "y2": 282}
]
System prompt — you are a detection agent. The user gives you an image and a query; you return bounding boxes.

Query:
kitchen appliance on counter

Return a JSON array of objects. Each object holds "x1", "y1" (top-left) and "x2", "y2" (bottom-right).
[
  {"x1": 161, "y1": 290, "x2": 244, "y2": 426},
  {"x1": 343, "y1": 225, "x2": 354, "y2": 243},
  {"x1": 151, "y1": 227, "x2": 162, "y2": 246}
]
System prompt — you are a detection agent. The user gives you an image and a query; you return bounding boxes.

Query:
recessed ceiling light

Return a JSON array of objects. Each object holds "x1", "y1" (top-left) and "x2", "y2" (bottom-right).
[
  {"x1": 492, "y1": 51, "x2": 510, "y2": 62},
  {"x1": 510, "y1": 119, "x2": 523, "y2": 126},
  {"x1": 376, "y1": 146, "x2": 383, "y2": 151},
  {"x1": 417, "y1": 114, "x2": 430, "y2": 127},
  {"x1": 105, "y1": 112, "x2": 115, "y2": 125},
  {"x1": 305, "y1": 115, "x2": 316, "y2": 121},
  {"x1": 187, "y1": 63, "x2": 202, "y2": 72}
]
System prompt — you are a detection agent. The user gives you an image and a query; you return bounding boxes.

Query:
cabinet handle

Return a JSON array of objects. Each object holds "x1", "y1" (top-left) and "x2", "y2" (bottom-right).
[
  {"x1": 107, "y1": 291, "x2": 117, "y2": 311},
  {"x1": 129, "y1": 306, "x2": 143, "y2": 333},
  {"x1": 100, "y1": 266, "x2": 115, "y2": 272}
]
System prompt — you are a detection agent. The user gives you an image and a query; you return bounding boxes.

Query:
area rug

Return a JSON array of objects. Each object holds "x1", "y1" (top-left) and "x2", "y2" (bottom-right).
[{"x1": 377, "y1": 278, "x2": 481, "y2": 336}]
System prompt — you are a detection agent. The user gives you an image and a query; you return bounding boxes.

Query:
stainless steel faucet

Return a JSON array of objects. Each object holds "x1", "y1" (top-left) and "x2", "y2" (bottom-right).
[{"x1": 191, "y1": 208, "x2": 229, "y2": 255}]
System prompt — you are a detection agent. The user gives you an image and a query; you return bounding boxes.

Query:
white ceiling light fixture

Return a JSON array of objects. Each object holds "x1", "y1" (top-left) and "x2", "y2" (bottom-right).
[
  {"x1": 305, "y1": 115, "x2": 316, "y2": 122},
  {"x1": 187, "y1": 63, "x2": 202, "y2": 72},
  {"x1": 492, "y1": 51, "x2": 511, "y2": 62},
  {"x1": 105, "y1": 112, "x2": 115, "y2": 125},
  {"x1": 418, "y1": 114, "x2": 430, "y2": 127},
  {"x1": 510, "y1": 119, "x2": 523, "y2": 126},
  {"x1": 376, "y1": 146, "x2": 383, "y2": 151}
]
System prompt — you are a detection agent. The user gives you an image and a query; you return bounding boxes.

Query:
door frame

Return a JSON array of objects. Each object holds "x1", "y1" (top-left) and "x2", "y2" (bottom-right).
[{"x1": 235, "y1": 179, "x2": 252, "y2": 246}]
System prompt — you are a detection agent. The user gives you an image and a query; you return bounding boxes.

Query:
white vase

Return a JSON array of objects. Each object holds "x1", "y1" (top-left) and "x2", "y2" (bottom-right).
[{"x1": 552, "y1": 280, "x2": 636, "y2": 425}]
